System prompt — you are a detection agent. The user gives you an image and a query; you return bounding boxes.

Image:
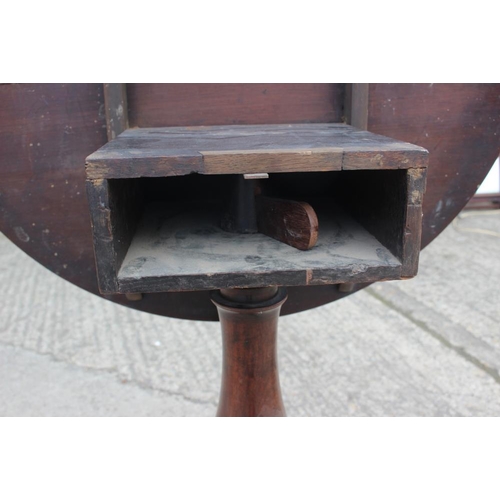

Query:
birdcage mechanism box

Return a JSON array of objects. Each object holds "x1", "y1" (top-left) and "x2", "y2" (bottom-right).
[{"x1": 85, "y1": 123, "x2": 428, "y2": 294}]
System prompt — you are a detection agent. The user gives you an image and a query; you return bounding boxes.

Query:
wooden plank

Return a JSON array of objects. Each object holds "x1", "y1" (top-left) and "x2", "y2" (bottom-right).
[
  {"x1": 127, "y1": 83, "x2": 345, "y2": 127},
  {"x1": 401, "y1": 168, "x2": 427, "y2": 277},
  {"x1": 116, "y1": 202, "x2": 402, "y2": 293},
  {"x1": 87, "y1": 123, "x2": 419, "y2": 159},
  {"x1": 201, "y1": 148, "x2": 343, "y2": 175},
  {"x1": 85, "y1": 124, "x2": 427, "y2": 179},
  {"x1": 341, "y1": 170, "x2": 405, "y2": 261},
  {"x1": 103, "y1": 83, "x2": 129, "y2": 140},
  {"x1": 86, "y1": 153, "x2": 204, "y2": 179},
  {"x1": 341, "y1": 149, "x2": 428, "y2": 170},
  {"x1": 86, "y1": 177, "x2": 144, "y2": 293},
  {"x1": 86, "y1": 179, "x2": 118, "y2": 293}
]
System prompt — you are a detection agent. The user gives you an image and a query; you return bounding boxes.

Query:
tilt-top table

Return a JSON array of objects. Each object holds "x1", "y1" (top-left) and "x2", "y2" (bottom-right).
[{"x1": 1, "y1": 84, "x2": 498, "y2": 416}]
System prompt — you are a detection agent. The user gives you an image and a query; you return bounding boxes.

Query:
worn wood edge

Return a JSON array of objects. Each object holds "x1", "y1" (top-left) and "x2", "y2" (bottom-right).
[
  {"x1": 85, "y1": 155, "x2": 203, "y2": 179},
  {"x1": 85, "y1": 151, "x2": 344, "y2": 179},
  {"x1": 401, "y1": 167, "x2": 427, "y2": 277},
  {"x1": 85, "y1": 149, "x2": 428, "y2": 179},
  {"x1": 115, "y1": 266, "x2": 403, "y2": 294},
  {"x1": 202, "y1": 149, "x2": 344, "y2": 174},
  {"x1": 103, "y1": 83, "x2": 129, "y2": 141},
  {"x1": 84, "y1": 122, "x2": 429, "y2": 179},
  {"x1": 341, "y1": 150, "x2": 429, "y2": 171},
  {"x1": 86, "y1": 179, "x2": 119, "y2": 293},
  {"x1": 299, "y1": 201, "x2": 319, "y2": 249}
]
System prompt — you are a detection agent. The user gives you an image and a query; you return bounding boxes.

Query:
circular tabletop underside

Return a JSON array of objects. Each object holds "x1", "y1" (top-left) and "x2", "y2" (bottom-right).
[{"x1": 1, "y1": 84, "x2": 499, "y2": 321}]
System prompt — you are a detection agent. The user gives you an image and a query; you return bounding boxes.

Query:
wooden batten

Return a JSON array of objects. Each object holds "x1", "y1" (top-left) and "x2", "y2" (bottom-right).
[
  {"x1": 86, "y1": 124, "x2": 427, "y2": 179},
  {"x1": 103, "y1": 83, "x2": 129, "y2": 141}
]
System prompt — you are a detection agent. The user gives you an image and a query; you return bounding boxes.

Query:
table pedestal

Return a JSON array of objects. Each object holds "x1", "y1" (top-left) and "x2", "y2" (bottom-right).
[{"x1": 211, "y1": 287, "x2": 288, "y2": 417}]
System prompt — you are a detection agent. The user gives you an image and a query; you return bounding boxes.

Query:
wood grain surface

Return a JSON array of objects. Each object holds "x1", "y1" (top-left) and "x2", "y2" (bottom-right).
[
  {"x1": 256, "y1": 196, "x2": 319, "y2": 250},
  {"x1": 103, "y1": 83, "x2": 128, "y2": 140},
  {"x1": 367, "y1": 83, "x2": 500, "y2": 247},
  {"x1": 86, "y1": 124, "x2": 427, "y2": 179},
  {"x1": 1, "y1": 83, "x2": 498, "y2": 321},
  {"x1": 212, "y1": 287, "x2": 287, "y2": 417},
  {"x1": 127, "y1": 83, "x2": 345, "y2": 127},
  {"x1": 114, "y1": 202, "x2": 402, "y2": 292}
]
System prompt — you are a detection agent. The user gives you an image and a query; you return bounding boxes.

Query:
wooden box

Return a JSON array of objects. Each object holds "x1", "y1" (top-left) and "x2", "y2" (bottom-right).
[{"x1": 85, "y1": 124, "x2": 428, "y2": 294}]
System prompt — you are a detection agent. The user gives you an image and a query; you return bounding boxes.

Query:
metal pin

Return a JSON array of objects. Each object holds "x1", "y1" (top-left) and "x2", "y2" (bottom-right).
[{"x1": 243, "y1": 173, "x2": 269, "y2": 180}]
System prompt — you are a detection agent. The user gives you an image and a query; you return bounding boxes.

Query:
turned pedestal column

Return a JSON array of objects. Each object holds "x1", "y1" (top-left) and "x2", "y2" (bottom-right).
[{"x1": 211, "y1": 287, "x2": 288, "y2": 417}]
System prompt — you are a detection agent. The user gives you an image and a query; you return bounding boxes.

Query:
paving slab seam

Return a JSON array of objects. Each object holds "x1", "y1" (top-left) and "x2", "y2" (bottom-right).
[
  {"x1": 365, "y1": 287, "x2": 500, "y2": 384},
  {"x1": 0, "y1": 338, "x2": 216, "y2": 408}
]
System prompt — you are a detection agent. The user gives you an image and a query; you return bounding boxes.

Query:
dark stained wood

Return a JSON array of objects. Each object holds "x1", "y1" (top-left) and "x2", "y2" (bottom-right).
[
  {"x1": 401, "y1": 168, "x2": 427, "y2": 277},
  {"x1": 201, "y1": 148, "x2": 342, "y2": 176},
  {"x1": 1, "y1": 83, "x2": 498, "y2": 321},
  {"x1": 86, "y1": 179, "x2": 118, "y2": 292},
  {"x1": 85, "y1": 124, "x2": 428, "y2": 179},
  {"x1": 0, "y1": 83, "x2": 108, "y2": 291},
  {"x1": 335, "y1": 169, "x2": 408, "y2": 263},
  {"x1": 0, "y1": 83, "x2": 216, "y2": 321},
  {"x1": 211, "y1": 287, "x2": 287, "y2": 417},
  {"x1": 341, "y1": 149, "x2": 427, "y2": 171},
  {"x1": 348, "y1": 83, "x2": 370, "y2": 130},
  {"x1": 220, "y1": 175, "x2": 258, "y2": 234},
  {"x1": 367, "y1": 83, "x2": 500, "y2": 247},
  {"x1": 332, "y1": 166, "x2": 426, "y2": 278},
  {"x1": 114, "y1": 201, "x2": 402, "y2": 293},
  {"x1": 256, "y1": 196, "x2": 319, "y2": 250},
  {"x1": 103, "y1": 83, "x2": 129, "y2": 140},
  {"x1": 86, "y1": 178, "x2": 143, "y2": 293},
  {"x1": 127, "y1": 83, "x2": 345, "y2": 128},
  {"x1": 86, "y1": 124, "x2": 426, "y2": 293}
]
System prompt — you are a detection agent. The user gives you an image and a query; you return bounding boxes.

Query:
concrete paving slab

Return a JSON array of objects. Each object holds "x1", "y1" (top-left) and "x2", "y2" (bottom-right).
[
  {"x1": 0, "y1": 343, "x2": 215, "y2": 417},
  {"x1": 377, "y1": 211, "x2": 500, "y2": 350},
  {"x1": 1, "y1": 210, "x2": 499, "y2": 416}
]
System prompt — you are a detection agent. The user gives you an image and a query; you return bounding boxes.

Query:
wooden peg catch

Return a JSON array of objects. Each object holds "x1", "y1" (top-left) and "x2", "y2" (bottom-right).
[{"x1": 255, "y1": 196, "x2": 319, "y2": 251}]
